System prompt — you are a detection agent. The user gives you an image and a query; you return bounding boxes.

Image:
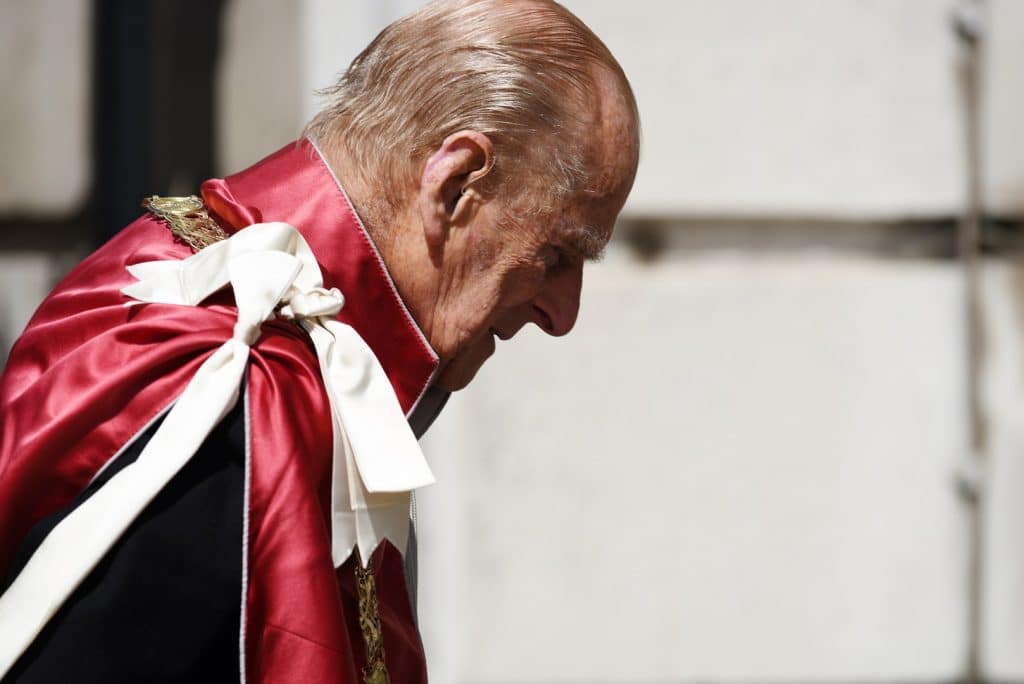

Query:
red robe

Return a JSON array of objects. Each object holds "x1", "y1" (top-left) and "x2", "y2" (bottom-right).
[{"x1": 0, "y1": 139, "x2": 438, "y2": 682}]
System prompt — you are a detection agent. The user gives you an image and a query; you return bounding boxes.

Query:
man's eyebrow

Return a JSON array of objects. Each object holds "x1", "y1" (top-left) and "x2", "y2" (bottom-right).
[{"x1": 559, "y1": 224, "x2": 608, "y2": 262}]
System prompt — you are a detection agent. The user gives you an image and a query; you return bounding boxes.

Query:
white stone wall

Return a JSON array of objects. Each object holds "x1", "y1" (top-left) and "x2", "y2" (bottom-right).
[
  {"x1": 3, "y1": 1, "x2": 1024, "y2": 683},
  {"x1": 0, "y1": 0, "x2": 91, "y2": 215},
  {"x1": 979, "y1": 263, "x2": 1024, "y2": 681},
  {"x1": 983, "y1": 1, "x2": 1024, "y2": 216},
  {"x1": 561, "y1": 0, "x2": 967, "y2": 218},
  {"x1": 419, "y1": 251, "x2": 973, "y2": 682},
  {"x1": 6, "y1": 1, "x2": 1021, "y2": 218},
  {"x1": 214, "y1": 0, "x2": 1024, "y2": 219}
]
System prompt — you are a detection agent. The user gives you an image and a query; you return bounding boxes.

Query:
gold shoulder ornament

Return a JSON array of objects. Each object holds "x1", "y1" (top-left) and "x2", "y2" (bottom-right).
[{"x1": 142, "y1": 195, "x2": 229, "y2": 251}]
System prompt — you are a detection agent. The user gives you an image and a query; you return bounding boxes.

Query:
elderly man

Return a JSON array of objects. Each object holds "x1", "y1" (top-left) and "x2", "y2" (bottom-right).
[{"x1": 0, "y1": 0, "x2": 638, "y2": 681}]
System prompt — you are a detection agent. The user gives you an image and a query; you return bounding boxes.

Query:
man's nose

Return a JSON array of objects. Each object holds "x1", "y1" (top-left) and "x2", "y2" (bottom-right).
[{"x1": 531, "y1": 263, "x2": 583, "y2": 337}]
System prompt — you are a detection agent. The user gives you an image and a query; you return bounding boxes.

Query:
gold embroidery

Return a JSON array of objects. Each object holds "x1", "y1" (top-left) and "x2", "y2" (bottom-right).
[
  {"x1": 354, "y1": 551, "x2": 390, "y2": 684},
  {"x1": 142, "y1": 195, "x2": 229, "y2": 251}
]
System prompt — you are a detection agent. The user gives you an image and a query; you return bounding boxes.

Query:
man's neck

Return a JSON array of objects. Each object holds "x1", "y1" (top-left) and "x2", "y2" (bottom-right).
[{"x1": 317, "y1": 140, "x2": 440, "y2": 355}]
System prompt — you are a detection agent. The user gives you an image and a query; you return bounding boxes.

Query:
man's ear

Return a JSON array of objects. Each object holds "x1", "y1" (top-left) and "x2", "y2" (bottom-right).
[{"x1": 417, "y1": 130, "x2": 495, "y2": 258}]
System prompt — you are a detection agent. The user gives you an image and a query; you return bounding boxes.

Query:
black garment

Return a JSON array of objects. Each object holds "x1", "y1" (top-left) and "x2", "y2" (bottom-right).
[
  {"x1": 2, "y1": 385, "x2": 448, "y2": 682},
  {"x1": 3, "y1": 401, "x2": 245, "y2": 684}
]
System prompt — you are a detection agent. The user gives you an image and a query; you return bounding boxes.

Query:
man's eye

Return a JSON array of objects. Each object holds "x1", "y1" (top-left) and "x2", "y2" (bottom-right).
[
  {"x1": 541, "y1": 247, "x2": 561, "y2": 270},
  {"x1": 547, "y1": 247, "x2": 581, "y2": 273}
]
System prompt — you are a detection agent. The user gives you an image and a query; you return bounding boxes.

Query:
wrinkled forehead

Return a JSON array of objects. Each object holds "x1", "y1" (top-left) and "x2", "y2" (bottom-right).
[
  {"x1": 586, "y1": 67, "x2": 640, "y2": 198},
  {"x1": 570, "y1": 67, "x2": 639, "y2": 243},
  {"x1": 515, "y1": 66, "x2": 638, "y2": 260}
]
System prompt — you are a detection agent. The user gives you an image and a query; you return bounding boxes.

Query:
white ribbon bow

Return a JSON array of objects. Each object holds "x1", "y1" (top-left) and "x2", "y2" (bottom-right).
[{"x1": 0, "y1": 222, "x2": 434, "y2": 677}]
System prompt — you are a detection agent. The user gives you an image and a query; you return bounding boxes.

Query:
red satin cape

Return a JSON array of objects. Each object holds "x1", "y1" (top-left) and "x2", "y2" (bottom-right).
[{"x1": 0, "y1": 139, "x2": 437, "y2": 682}]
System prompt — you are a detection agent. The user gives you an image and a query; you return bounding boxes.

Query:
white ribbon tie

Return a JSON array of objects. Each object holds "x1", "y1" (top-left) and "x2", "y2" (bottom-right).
[{"x1": 0, "y1": 222, "x2": 434, "y2": 677}]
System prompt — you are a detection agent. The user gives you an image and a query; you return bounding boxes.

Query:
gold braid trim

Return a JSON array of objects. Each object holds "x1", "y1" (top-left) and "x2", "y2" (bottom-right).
[
  {"x1": 354, "y1": 550, "x2": 390, "y2": 684},
  {"x1": 142, "y1": 195, "x2": 229, "y2": 251}
]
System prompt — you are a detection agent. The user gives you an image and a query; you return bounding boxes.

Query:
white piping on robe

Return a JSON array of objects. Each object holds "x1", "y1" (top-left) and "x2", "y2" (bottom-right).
[
  {"x1": 239, "y1": 382, "x2": 252, "y2": 684},
  {"x1": 0, "y1": 222, "x2": 434, "y2": 678}
]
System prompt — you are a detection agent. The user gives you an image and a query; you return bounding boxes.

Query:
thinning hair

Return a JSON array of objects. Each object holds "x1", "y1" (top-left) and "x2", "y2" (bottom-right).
[{"x1": 305, "y1": 0, "x2": 638, "y2": 217}]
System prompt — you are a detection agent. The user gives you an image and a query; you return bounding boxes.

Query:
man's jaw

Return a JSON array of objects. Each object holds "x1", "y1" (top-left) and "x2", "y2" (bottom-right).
[
  {"x1": 434, "y1": 330, "x2": 499, "y2": 391},
  {"x1": 434, "y1": 319, "x2": 532, "y2": 390}
]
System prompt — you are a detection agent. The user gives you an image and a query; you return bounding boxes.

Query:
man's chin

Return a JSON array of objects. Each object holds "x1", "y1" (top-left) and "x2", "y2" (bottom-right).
[
  {"x1": 434, "y1": 357, "x2": 487, "y2": 391},
  {"x1": 434, "y1": 340, "x2": 495, "y2": 391},
  {"x1": 435, "y1": 368, "x2": 475, "y2": 392}
]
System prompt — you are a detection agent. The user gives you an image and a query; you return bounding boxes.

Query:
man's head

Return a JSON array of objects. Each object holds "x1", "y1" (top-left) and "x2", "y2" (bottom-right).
[{"x1": 307, "y1": 0, "x2": 639, "y2": 390}]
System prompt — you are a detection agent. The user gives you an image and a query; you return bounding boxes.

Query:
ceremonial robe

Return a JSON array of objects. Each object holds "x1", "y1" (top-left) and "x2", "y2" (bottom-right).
[{"x1": 0, "y1": 138, "x2": 443, "y2": 682}]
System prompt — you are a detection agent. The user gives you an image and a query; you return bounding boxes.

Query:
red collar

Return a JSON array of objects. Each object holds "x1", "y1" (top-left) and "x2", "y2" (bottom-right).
[{"x1": 200, "y1": 138, "x2": 439, "y2": 415}]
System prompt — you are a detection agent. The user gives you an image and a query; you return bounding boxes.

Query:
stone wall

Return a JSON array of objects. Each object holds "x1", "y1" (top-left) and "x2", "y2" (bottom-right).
[{"x1": 2, "y1": 2, "x2": 1024, "y2": 683}]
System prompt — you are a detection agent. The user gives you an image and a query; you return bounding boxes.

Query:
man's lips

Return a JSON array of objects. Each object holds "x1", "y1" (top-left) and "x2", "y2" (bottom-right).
[{"x1": 490, "y1": 327, "x2": 512, "y2": 341}]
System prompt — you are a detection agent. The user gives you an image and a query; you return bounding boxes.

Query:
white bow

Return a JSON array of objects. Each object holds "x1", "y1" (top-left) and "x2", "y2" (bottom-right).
[
  {"x1": 123, "y1": 221, "x2": 436, "y2": 558},
  {"x1": 0, "y1": 222, "x2": 434, "y2": 678}
]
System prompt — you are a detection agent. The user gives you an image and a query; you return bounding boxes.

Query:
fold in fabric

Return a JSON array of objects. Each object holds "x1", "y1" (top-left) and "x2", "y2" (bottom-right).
[{"x1": 0, "y1": 222, "x2": 434, "y2": 678}]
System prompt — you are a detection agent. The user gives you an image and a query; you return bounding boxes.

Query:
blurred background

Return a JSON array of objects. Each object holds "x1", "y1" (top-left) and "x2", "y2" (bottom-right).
[{"x1": 3, "y1": 1, "x2": 1024, "y2": 682}]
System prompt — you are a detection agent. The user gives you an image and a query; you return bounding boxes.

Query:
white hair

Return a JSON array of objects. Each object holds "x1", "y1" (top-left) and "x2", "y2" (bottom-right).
[{"x1": 305, "y1": 0, "x2": 638, "y2": 215}]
